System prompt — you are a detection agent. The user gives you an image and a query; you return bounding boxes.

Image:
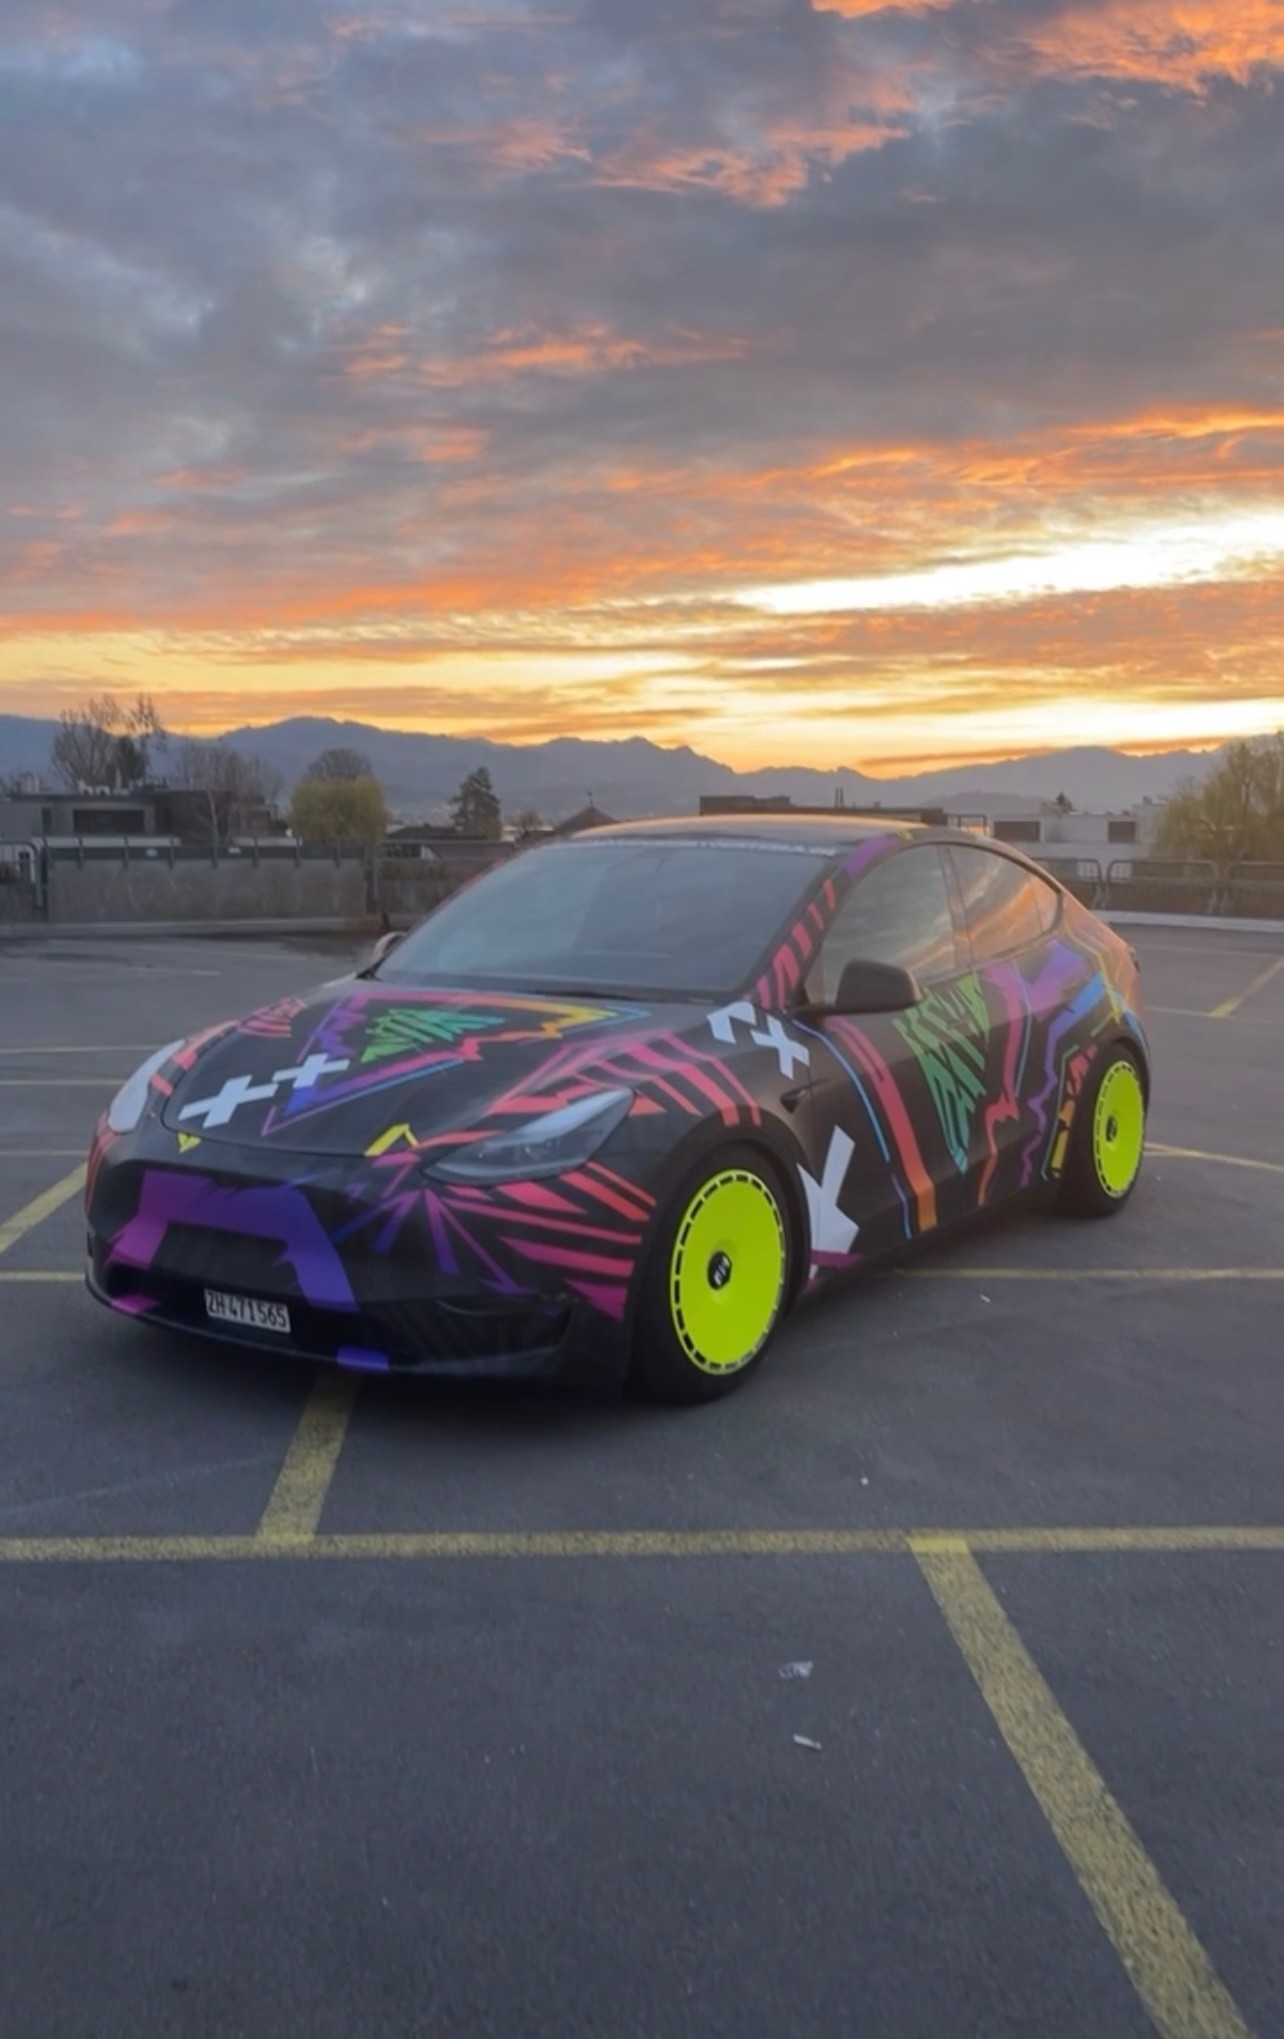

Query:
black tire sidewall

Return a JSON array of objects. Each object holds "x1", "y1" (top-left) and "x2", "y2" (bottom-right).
[{"x1": 1059, "y1": 1043, "x2": 1147, "y2": 1219}]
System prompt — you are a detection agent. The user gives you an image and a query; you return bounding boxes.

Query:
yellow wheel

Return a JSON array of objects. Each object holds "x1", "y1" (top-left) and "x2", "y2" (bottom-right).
[
  {"x1": 1058, "y1": 1046, "x2": 1147, "y2": 1217},
  {"x1": 634, "y1": 1149, "x2": 793, "y2": 1402}
]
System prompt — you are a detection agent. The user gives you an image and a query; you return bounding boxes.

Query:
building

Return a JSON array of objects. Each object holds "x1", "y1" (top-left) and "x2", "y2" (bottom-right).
[
  {"x1": 0, "y1": 789, "x2": 159, "y2": 841},
  {"x1": 545, "y1": 803, "x2": 616, "y2": 837},
  {"x1": 382, "y1": 824, "x2": 513, "y2": 873},
  {"x1": 970, "y1": 805, "x2": 1159, "y2": 876}
]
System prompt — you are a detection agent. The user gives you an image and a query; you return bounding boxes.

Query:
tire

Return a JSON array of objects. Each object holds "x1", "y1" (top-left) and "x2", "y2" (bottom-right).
[
  {"x1": 1056, "y1": 1044, "x2": 1147, "y2": 1219},
  {"x1": 631, "y1": 1145, "x2": 794, "y2": 1404}
]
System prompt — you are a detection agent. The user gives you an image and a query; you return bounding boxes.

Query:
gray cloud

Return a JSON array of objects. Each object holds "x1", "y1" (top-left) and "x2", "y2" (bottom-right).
[{"x1": 1, "y1": 0, "x2": 1282, "y2": 647}]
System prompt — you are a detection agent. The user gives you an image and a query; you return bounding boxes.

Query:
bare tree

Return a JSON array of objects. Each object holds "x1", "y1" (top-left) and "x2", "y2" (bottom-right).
[
  {"x1": 173, "y1": 742, "x2": 280, "y2": 847},
  {"x1": 303, "y1": 747, "x2": 374, "y2": 783},
  {"x1": 49, "y1": 692, "x2": 167, "y2": 791},
  {"x1": 510, "y1": 804, "x2": 545, "y2": 843}
]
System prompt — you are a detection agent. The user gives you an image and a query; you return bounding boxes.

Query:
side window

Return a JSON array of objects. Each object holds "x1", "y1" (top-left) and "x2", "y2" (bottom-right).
[
  {"x1": 948, "y1": 846, "x2": 1061, "y2": 964},
  {"x1": 807, "y1": 847, "x2": 959, "y2": 1001}
]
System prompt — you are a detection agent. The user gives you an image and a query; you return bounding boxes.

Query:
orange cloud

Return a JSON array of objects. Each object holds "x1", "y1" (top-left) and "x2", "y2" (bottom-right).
[{"x1": 1019, "y1": 0, "x2": 1284, "y2": 88}]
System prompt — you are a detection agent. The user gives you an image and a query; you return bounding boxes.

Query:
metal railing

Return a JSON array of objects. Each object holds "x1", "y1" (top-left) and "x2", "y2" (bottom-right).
[{"x1": 1026, "y1": 852, "x2": 1284, "y2": 919}]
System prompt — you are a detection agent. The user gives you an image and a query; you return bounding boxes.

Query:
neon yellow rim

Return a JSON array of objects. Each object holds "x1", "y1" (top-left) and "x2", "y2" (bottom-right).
[
  {"x1": 669, "y1": 1169, "x2": 787, "y2": 1375},
  {"x1": 1092, "y1": 1058, "x2": 1146, "y2": 1198}
]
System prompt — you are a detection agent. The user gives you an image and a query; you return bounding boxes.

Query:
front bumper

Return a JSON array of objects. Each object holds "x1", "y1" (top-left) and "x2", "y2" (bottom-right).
[{"x1": 84, "y1": 1132, "x2": 633, "y2": 1388}]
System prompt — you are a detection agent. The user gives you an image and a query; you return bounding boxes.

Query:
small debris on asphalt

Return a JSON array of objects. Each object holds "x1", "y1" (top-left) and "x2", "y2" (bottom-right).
[
  {"x1": 779, "y1": 1661, "x2": 813, "y2": 1680},
  {"x1": 792, "y1": 1735, "x2": 823, "y2": 1752}
]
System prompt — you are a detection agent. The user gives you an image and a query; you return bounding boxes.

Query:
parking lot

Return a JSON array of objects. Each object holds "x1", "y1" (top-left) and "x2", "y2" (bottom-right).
[{"x1": 1, "y1": 923, "x2": 1281, "y2": 2038}]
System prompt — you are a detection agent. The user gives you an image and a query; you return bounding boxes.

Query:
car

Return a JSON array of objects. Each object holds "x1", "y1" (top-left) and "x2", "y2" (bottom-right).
[{"x1": 85, "y1": 815, "x2": 1150, "y2": 1402}]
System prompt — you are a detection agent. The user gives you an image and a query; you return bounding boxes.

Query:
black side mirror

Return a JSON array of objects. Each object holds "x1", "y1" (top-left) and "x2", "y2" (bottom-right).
[{"x1": 822, "y1": 958, "x2": 924, "y2": 1015}]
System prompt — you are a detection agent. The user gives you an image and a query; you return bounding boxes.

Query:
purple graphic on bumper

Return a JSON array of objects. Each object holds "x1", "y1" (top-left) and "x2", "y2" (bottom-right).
[
  {"x1": 108, "y1": 1171, "x2": 358, "y2": 1313},
  {"x1": 337, "y1": 1345, "x2": 392, "y2": 1372}
]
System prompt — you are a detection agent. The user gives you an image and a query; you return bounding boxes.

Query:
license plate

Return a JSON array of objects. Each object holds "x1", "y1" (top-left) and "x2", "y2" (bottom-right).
[{"x1": 204, "y1": 1289, "x2": 291, "y2": 1335}]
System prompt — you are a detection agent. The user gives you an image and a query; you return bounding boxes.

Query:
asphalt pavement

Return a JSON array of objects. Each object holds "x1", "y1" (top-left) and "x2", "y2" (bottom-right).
[{"x1": 0, "y1": 924, "x2": 1281, "y2": 2038}]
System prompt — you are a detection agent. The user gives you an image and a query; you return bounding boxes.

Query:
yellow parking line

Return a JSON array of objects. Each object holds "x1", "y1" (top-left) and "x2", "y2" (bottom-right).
[
  {"x1": 935, "y1": 1525, "x2": 1284, "y2": 1554},
  {"x1": 1210, "y1": 955, "x2": 1284, "y2": 1020},
  {"x1": 0, "y1": 1524, "x2": 1280, "y2": 1563},
  {"x1": 0, "y1": 1271, "x2": 81, "y2": 1284},
  {"x1": 255, "y1": 1372, "x2": 359, "y2": 1544},
  {"x1": 914, "y1": 1543, "x2": 1256, "y2": 2039},
  {"x1": 1149, "y1": 1143, "x2": 1284, "y2": 1178},
  {"x1": 906, "y1": 1267, "x2": 1284, "y2": 1282},
  {"x1": 0, "y1": 1166, "x2": 87, "y2": 1258}
]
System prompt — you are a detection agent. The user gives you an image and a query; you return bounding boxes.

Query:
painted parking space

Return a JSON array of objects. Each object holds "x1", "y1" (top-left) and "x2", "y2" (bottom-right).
[
  {"x1": 0, "y1": 924, "x2": 1281, "y2": 2037},
  {"x1": 984, "y1": 1552, "x2": 1284, "y2": 2038}
]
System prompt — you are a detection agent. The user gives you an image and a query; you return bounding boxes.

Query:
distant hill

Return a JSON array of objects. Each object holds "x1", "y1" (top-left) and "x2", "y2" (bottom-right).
[{"x1": 0, "y1": 711, "x2": 1220, "y2": 822}]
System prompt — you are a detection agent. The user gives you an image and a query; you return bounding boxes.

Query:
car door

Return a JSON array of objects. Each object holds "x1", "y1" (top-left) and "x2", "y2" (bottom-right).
[
  {"x1": 796, "y1": 842, "x2": 982, "y2": 1266},
  {"x1": 944, "y1": 842, "x2": 1084, "y2": 1206}
]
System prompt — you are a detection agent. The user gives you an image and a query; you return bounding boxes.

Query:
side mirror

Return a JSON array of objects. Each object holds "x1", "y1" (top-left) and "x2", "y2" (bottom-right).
[
  {"x1": 369, "y1": 928, "x2": 404, "y2": 969},
  {"x1": 826, "y1": 958, "x2": 924, "y2": 1015}
]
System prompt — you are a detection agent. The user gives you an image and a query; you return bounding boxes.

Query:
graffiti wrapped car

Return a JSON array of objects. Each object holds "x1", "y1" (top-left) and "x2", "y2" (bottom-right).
[{"x1": 85, "y1": 815, "x2": 1150, "y2": 1401}]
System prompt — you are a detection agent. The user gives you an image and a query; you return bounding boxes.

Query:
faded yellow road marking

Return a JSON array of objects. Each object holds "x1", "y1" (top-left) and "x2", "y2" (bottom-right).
[
  {"x1": 906, "y1": 1266, "x2": 1284, "y2": 1282},
  {"x1": 255, "y1": 1372, "x2": 359, "y2": 1543},
  {"x1": 0, "y1": 1270, "x2": 81, "y2": 1284},
  {"x1": 0, "y1": 1166, "x2": 87, "y2": 1258},
  {"x1": 0, "y1": 1524, "x2": 1281, "y2": 1563},
  {"x1": 1210, "y1": 954, "x2": 1284, "y2": 1020},
  {"x1": 1149, "y1": 1142, "x2": 1284, "y2": 1178},
  {"x1": 914, "y1": 1543, "x2": 1257, "y2": 2039}
]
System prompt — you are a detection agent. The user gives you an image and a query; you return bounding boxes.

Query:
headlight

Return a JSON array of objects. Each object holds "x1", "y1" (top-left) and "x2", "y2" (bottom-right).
[
  {"x1": 426, "y1": 1087, "x2": 633, "y2": 1185},
  {"x1": 107, "y1": 1040, "x2": 185, "y2": 1135}
]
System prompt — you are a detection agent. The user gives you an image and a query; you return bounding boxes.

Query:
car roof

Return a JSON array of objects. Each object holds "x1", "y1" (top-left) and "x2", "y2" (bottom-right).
[{"x1": 580, "y1": 812, "x2": 927, "y2": 848}]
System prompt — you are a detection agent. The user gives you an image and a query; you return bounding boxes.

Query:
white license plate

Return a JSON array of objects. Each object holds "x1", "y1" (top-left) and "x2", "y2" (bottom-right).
[{"x1": 204, "y1": 1289, "x2": 291, "y2": 1335}]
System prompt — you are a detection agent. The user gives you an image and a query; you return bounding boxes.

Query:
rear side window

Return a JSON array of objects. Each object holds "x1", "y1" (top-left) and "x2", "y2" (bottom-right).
[
  {"x1": 807, "y1": 845, "x2": 960, "y2": 1000},
  {"x1": 948, "y1": 845, "x2": 1061, "y2": 963}
]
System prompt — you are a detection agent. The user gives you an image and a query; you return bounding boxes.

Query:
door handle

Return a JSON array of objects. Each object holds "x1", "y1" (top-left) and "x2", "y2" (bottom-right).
[{"x1": 779, "y1": 1085, "x2": 807, "y2": 1113}]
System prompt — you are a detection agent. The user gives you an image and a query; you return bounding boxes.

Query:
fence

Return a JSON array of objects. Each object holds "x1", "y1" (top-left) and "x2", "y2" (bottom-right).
[
  {"x1": 2, "y1": 837, "x2": 1282, "y2": 927},
  {"x1": 1032, "y1": 854, "x2": 1284, "y2": 919}
]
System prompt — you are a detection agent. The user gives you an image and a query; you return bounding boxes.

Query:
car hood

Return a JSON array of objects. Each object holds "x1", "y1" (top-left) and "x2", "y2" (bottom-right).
[{"x1": 159, "y1": 979, "x2": 685, "y2": 1156}]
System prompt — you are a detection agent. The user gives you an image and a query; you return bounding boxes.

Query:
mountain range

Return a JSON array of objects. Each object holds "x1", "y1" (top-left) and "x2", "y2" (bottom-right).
[{"x1": 0, "y1": 711, "x2": 1221, "y2": 822}]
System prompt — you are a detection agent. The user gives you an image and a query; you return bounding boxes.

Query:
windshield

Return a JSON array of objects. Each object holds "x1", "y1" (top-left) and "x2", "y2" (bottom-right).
[{"x1": 375, "y1": 838, "x2": 826, "y2": 999}]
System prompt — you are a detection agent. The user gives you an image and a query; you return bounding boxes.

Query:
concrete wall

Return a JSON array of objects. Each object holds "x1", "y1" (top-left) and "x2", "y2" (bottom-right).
[
  {"x1": 47, "y1": 855, "x2": 370, "y2": 925},
  {"x1": 373, "y1": 866, "x2": 462, "y2": 926}
]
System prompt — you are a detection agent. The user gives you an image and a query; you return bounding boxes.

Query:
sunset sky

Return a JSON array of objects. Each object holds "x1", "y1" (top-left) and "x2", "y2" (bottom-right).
[{"x1": 2, "y1": 0, "x2": 1283, "y2": 771}]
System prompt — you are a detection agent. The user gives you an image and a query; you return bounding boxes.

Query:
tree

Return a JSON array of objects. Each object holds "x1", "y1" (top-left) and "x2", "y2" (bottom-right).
[
  {"x1": 290, "y1": 773, "x2": 388, "y2": 844},
  {"x1": 1153, "y1": 734, "x2": 1284, "y2": 867},
  {"x1": 1053, "y1": 791, "x2": 1073, "y2": 814},
  {"x1": 173, "y1": 742, "x2": 282, "y2": 847},
  {"x1": 302, "y1": 746, "x2": 374, "y2": 783},
  {"x1": 510, "y1": 804, "x2": 545, "y2": 843},
  {"x1": 450, "y1": 766, "x2": 502, "y2": 839},
  {"x1": 49, "y1": 692, "x2": 165, "y2": 791}
]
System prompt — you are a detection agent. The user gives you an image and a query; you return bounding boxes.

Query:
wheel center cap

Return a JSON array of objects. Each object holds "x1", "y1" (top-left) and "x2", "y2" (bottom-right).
[
  {"x1": 1105, "y1": 1115, "x2": 1119, "y2": 1141},
  {"x1": 708, "y1": 1250, "x2": 733, "y2": 1290}
]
